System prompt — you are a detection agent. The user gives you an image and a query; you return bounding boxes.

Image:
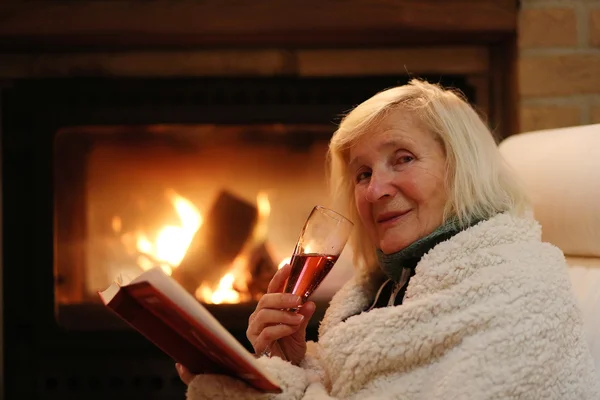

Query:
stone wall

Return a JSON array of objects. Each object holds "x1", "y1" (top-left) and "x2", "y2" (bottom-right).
[{"x1": 518, "y1": 0, "x2": 600, "y2": 132}]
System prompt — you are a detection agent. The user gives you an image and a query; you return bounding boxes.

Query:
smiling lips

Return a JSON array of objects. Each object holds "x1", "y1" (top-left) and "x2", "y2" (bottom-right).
[{"x1": 376, "y1": 210, "x2": 411, "y2": 225}]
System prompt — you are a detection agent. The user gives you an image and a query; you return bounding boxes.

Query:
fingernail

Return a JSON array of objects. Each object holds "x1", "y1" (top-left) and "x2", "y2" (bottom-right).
[
  {"x1": 296, "y1": 314, "x2": 305, "y2": 321},
  {"x1": 175, "y1": 363, "x2": 182, "y2": 372}
]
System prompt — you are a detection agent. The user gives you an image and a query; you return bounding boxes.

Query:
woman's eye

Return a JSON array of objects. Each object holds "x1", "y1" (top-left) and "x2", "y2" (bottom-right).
[
  {"x1": 397, "y1": 155, "x2": 414, "y2": 164},
  {"x1": 355, "y1": 171, "x2": 371, "y2": 183}
]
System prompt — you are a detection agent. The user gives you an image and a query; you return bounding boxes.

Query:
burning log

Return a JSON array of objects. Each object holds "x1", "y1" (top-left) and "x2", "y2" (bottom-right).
[
  {"x1": 243, "y1": 241, "x2": 278, "y2": 300},
  {"x1": 172, "y1": 190, "x2": 258, "y2": 294}
]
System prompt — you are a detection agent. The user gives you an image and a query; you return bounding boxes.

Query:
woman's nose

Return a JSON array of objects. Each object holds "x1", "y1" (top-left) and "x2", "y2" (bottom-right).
[{"x1": 365, "y1": 169, "x2": 397, "y2": 202}]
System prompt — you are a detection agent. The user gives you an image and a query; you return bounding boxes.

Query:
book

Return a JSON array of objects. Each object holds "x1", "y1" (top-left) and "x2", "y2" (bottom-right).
[{"x1": 98, "y1": 267, "x2": 282, "y2": 393}]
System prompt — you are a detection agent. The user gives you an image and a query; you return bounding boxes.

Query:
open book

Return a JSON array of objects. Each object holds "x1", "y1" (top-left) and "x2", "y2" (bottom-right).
[{"x1": 98, "y1": 267, "x2": 281, "y2": 393}]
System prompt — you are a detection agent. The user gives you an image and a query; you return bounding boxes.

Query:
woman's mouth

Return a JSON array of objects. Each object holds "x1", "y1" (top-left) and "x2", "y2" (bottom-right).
[{"x1": 376, "y1": 210, "x2": 411, "y2": 227}]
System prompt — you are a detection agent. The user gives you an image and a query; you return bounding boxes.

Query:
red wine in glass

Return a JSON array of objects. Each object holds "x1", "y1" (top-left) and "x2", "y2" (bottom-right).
[
  {"x1": 284, "y1": 253, "x2": 340, "y2": 303},
  {"x1": 263, "y1": 206, "x2": 352, "y2": 360}
]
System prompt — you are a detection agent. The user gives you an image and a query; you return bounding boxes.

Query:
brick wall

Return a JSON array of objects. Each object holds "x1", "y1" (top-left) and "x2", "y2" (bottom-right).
[{"x1": 518, "y1": 0, "x2": 600, "y2": 132}]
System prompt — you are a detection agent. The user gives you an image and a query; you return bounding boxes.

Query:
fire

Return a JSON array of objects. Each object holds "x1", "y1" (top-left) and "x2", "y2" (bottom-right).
[
  {"x1": 197, "y1": 273, "x2": 240, "y2": 304},
  {"x1": 131, "y1": 190, "x2": 203, "y2": 276},
  {"x1": 119, "y1": 189, "x2": 276, "y2": 304},
  {"x1": 195, "y1": 191, "x2": 271, "y2": 304},
  {"x1": 195, "y1": 255, "x2": 250, "y2": 304}
]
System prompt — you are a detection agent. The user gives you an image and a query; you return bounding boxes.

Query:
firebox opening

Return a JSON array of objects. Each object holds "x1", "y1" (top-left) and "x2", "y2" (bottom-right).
[{"x1": 53, "y1": 123, "x2": 355, "y2": 327}]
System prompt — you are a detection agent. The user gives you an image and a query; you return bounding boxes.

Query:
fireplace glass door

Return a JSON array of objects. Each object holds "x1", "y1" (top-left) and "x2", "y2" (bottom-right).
[{"x1": 53, "y1": 123, "x2": 355, "y2": 327}]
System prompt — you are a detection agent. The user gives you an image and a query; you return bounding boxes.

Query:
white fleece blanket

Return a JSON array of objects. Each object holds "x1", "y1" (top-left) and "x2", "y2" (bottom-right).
[{"x1": 187, "y1": 212, "x2": 600, "y2": 400}]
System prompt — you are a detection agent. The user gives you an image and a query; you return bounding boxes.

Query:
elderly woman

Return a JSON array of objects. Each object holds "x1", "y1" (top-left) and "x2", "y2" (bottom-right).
[{"x1": 179, "y1": 80, "x2": 599, "y2": 399}]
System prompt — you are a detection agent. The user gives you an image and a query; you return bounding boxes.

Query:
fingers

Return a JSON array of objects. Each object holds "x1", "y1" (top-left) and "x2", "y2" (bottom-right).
[
  {"x1": 253, "y1": 324, "x2": 299, "y2": 355},
  {"x1": 258, "y1": 292, "x2": 302, "y2": 311},
  {"x1": 247, "y1": 296, "x2": 303, "y2": 343},
  {"x1": 267, "y1": 263, "x2": 291, "y2": 293},
  {"x1": 248, "y1": 292, "x2": 302, "y2": 325},
  {"x1": 247, "y1": 308, "x2": 304, "y2": 338},
  {"x1": 247, "y1": 265, "x2": 300, "y2": 349},
  {"x1": 176, "y1": 363, "x2": 195, "y2": 386}
]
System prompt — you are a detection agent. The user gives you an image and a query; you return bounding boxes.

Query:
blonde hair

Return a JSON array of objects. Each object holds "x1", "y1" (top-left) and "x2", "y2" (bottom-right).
[{"x1": 327, "y1": 79, "x2": 529, "y2": 274}]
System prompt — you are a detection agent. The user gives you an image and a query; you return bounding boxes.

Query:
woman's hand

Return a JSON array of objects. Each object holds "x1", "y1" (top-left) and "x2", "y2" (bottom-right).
[
  {"x1": 247, "y1": 264, "x2": 316, "y2": 366},
  {"x1": 176, "y1": 363, "x2": 195, "y2": 385}
]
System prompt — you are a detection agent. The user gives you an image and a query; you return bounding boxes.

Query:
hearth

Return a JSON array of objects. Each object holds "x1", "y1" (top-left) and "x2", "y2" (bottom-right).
[{"x1": 1, "y1": 75, "x2": 478, "y2": 399}]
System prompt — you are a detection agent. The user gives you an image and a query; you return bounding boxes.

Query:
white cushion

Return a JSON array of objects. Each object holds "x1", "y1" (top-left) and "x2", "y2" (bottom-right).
[
  {"x1": 499, "y1": 124, "x2": 600, "y2": 257},
  {"x1": 499, "y1": 124, "x2": 600, "y2": 379}
]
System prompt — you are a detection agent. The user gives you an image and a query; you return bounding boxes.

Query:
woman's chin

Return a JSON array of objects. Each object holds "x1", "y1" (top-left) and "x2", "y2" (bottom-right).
[
  {"x1": 378, "y1": 239, "x2": 411, "y2": 255},
  {"x1": 377, "y1": 225, "x2": 422, "y2": 254}
]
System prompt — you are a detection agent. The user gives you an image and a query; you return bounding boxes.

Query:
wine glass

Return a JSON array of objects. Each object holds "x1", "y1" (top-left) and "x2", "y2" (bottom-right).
[
  {"x1": 283, "y1": 205, "x2": 354, "y2": 305},
  {"x1": 265, "y1": 205, "x2": 353, "y2": 359}
]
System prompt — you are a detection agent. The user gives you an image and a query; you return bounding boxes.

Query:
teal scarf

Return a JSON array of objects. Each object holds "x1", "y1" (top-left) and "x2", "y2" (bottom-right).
[{"x1": 376, "y1": 217, "x2": 476, "y2": 283}]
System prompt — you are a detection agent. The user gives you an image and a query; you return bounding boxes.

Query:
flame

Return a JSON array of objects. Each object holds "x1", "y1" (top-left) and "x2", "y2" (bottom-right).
[
  {"x1": 196, "y1": 273, "x2": 240, "y2": 304},
  {"x1": 131, "y1": 190, "x2": 202, "y2": 275},
  {"x1": 254, "y1": 191, "x2": 270, "y2": 241},
  {"x1": 119, "y1": 189, "x2": 274, "y2": 304},
  {"x1": 196, "y1": 254, "x2": 251, "y2": 304},
  {"x1": 257, "y1": 192, "x2": 271, "y2": 218},
  {"x1": 196, "y1": 191, "x2": 271, "y2": 304}
]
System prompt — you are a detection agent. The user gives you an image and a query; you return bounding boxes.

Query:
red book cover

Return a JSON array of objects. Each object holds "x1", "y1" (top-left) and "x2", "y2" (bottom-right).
[{"x1": 98, "y1": 267, "x2": 281, "y2": 393}]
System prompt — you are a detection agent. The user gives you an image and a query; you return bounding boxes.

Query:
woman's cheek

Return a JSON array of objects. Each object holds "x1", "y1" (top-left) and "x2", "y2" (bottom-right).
[
  {"x1": 355, "y1": 189, "x2": 372, "y2": 226},
  {"x1": 402, "y1": 168, "x2": 439, "y2": 202}
]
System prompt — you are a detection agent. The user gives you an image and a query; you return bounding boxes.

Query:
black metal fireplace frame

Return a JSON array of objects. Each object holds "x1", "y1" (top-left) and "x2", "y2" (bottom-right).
[{"x1": 0, "y1": 75, "x2": 476, "y2": 399}]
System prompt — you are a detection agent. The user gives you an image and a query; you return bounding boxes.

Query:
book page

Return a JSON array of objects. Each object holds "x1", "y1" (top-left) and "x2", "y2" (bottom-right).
[
  {"x1": 129, "y1": 268, "x2": 228, "y2": 337},
  {"x1": 98, "y1": 271, "x2": 137, "y2": 303},
  {"x1": 128, "y1": 267, "x2": 280, "y2": 386},
  {"x1": 98, "y1": 281, "x2": 121, "y2": 304}
]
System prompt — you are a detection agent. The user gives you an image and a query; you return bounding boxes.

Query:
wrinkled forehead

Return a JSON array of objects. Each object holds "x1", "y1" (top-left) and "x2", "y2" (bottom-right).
[{"x1": 346, "y1": 110, "x2": 429, "y2": 164}]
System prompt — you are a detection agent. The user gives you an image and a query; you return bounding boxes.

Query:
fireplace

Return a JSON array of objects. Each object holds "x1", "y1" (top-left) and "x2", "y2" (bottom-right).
[
  {"x1": 1, "y1": 74, "x2": 481, "y2": 399},
  {"x1": 54, "y1": 122, "x2": 335, "y2": 316},
  {"x1": 0, "y1": 1, "x2": 518, "y2": 398}
]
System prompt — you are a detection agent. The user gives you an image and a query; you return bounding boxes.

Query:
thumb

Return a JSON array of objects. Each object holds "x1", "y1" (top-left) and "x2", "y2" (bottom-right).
[{"x1": 176, "y1": 363, "x2": 196, "y2": 386}]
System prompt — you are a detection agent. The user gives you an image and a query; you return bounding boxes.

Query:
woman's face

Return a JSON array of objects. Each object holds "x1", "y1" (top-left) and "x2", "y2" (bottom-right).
[{"x1": 349, "y1": 109, "x2": 448, "y2": 254}]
